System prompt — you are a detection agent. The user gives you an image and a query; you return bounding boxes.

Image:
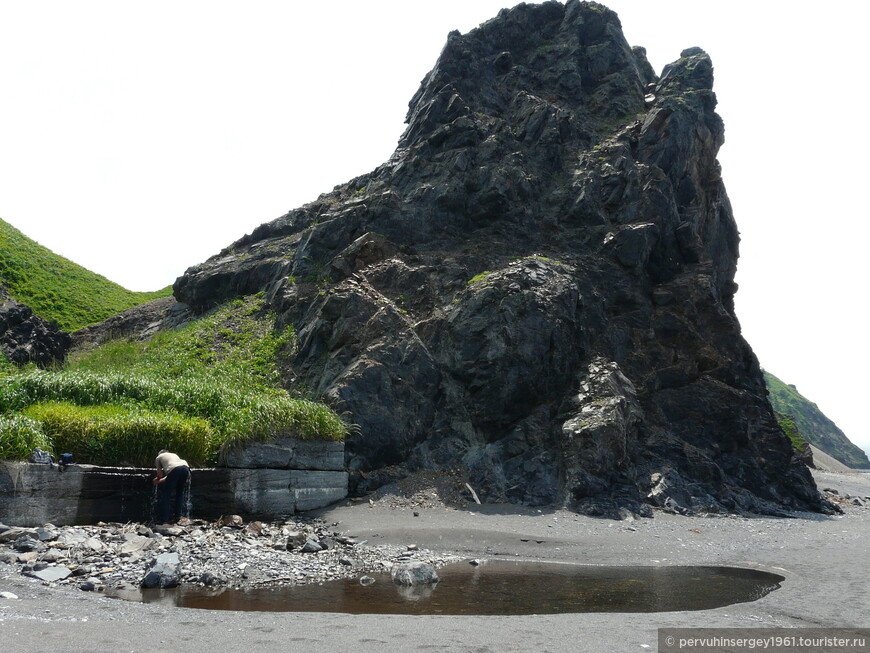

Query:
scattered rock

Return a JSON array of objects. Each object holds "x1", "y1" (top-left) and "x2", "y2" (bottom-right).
[
  {"x1": 0, "y1": 516, "x2": 458, "y2": 595},
  {"x1": 241, "y1": 566, "x2": 263, "y2": 581},
  {"x1": 153, "y1": 525, "x2": 184, "y2": 537},
  {"x1": 56, "y1": 530, "x2": 87, "y2": 547},
  {"x1": 199, "y1": 571, "x2": 225, "y2": 587},
  {"x1": 119, "y1": 534, "x2": 156, "y2": 554},
  {"x1": 0, "y1": 528, "x2": 36, "y2": 544},
  {"x1": 218, "y1": 515, "x2": 244, "y2": 529},
  {"x1": 0, "y1": 591, "x2": 19, "y2": 599},
  {"x1": 359, "y1": 576, "x2": 376, "y2": 586},
  {"x1": 72, "y1": 565, "x2": 93, "y2": 577},
  {"x1": 141, "y1": 552, "x2": 181, "y2": 589},
  {"x1": 35, "y1": 527, "x2": 57, "y2": 542},
  {"x1": 391, "y1": 562, "x2": 439, "y2": 586},
  {"x1": 300, "y1": 537, "x2": 323, "y2": 553},
  {"x1": 13, "y1": 536, "x2": 42, "y2": 552},
  {"x1": 26, "y1": 565, "x2": 72, "y2": 583},
  {"x1": 83, "y1": 537, "x2": 106, "y2": 553},
  {"x1": 285, "y1": 531, "x2": 307, "y2": 550},
  {"x1": 245, "y1": 521, "x2": 265, "y2": 537}
]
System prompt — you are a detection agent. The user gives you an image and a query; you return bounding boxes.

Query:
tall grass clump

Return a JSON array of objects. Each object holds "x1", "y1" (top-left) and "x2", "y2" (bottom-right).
[
  {"x1": 0, "y1": 413, "x2": 51, "y2": 460},
  {"x1": 23, "y1": 402, "x2": 211, "y2": 466},
  {"x1": 0, "y1": 369, "x2": 347, "y2": 445},
  {"x1": 0, "y1": 296, "x2": 349, "y2": 463}
]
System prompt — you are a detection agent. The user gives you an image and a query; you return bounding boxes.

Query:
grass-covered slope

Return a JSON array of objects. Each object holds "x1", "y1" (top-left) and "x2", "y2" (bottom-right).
[
  {"x1": 774, "y1": 412, "x2": 810, "y2": 455},
  {"x1": 0, "y1": 217, "x2": 171, "y2": 331},
  {"x1": 765, "y1": 371, "x2": 870, "y2": 469},
  {"x1": 0, "y1": 296, "x2": 348, "y2": 465}
]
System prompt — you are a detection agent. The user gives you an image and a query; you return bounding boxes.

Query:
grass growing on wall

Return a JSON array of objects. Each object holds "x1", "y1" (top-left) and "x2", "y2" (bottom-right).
[
  {"x1": 0, "y1": 217, "x2": 171, "y2": 331},
  {"x1": 0, "y1": 296, "x2": 348, "y2": 464},
  {"x1": 24, "y1": 402, "x2": 212, "y2": 466}
]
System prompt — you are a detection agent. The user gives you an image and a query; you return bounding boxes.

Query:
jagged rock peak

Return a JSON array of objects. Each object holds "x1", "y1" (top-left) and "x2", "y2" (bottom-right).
[
  {"x1": 401, "y1": 0, "x2": 653, "y2": 149},
  {"x1": 172, "y1": 2, "x2": 828, "y2": 517}
]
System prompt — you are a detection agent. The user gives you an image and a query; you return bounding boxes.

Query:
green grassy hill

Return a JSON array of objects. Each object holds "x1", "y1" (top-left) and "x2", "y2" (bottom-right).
[
  {"x1": 0, "y1": 217, "x2": 171, "y2": 331},
  {"x1": 765, "y1": 371, "x2": 870, "y2": 469}
]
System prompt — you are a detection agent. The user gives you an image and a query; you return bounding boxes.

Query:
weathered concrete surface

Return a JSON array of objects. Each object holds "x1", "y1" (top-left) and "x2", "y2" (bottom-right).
[
  {"x1": 226, "y1": 438, "x2": 345, "y2": 471},
  {"x1": 0, "y1": 459, "x2": 348, "y2": 526},
  {"x1": 0, "y1": 463, "x2": 151, "y2": 527},
  {"x1": 220, "y1": 468, "x2": 348, "y2": 515}
]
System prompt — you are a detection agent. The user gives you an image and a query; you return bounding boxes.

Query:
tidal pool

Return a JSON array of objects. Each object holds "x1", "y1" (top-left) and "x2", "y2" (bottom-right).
[{"x1": 108, "y1": 561, "x2": 784, "y2": 614}]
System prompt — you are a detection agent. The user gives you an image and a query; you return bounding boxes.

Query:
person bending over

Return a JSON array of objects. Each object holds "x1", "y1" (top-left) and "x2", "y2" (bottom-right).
[{"x1": 153, "y1": 449, "x2": 190, "y2": 523}]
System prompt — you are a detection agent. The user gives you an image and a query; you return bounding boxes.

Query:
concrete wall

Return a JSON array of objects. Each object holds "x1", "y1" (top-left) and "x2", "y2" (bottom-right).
[{"x1": 0, "y1": 439, "x2": 347, "y2": 527}]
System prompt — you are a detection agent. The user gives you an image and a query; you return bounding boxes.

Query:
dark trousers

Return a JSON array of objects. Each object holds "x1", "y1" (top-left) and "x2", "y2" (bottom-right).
[{"x1": 157, "y1": 466, "x2": 190, "y2": 522}]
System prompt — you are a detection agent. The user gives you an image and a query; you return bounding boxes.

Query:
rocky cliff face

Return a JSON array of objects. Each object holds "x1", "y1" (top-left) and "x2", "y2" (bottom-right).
[
  {"x1": 0, "y1": 287, "x2": 70, "y2": 367},
  {"x1": 174, "y1": 1, "x2": 826, "y2": 515}
]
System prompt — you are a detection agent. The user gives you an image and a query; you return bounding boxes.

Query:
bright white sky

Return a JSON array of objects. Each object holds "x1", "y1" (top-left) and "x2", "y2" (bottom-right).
[{"x1": 1, "y1": 1, "x2": 868, "y2": 458}]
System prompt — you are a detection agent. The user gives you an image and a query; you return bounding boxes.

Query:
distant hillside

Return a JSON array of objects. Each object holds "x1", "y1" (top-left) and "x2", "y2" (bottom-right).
[
  {"x1": 765, "y1": 371, "x2": 870, "y2": 469},
  {"x1": 0, "y1": 218, "x2": 171, "y2": 331}
]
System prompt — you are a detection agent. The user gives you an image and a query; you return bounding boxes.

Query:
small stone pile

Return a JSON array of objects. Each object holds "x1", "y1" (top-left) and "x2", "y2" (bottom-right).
[
  {"x1": 821, "y1": 487, "x2": 870, "y2": 509},
  {"x1": 366, "y1": 468, "x2": 475, "y2": 510},
  {"x1": 0, "y1": 516, "x2": 458, "y2": 595}
]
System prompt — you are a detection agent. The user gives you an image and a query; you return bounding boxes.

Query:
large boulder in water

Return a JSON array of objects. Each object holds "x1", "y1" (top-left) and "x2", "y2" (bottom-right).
[{"x1": 391, "y1": 562, "x2": 439, "y2": 586}]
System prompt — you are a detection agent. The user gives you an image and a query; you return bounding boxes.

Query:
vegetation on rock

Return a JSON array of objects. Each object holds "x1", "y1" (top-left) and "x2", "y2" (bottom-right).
[
  {"x1": 0, "y1": 218, "x2": 171, "y2": 331},
  {"x1": 0, "y1": 297, "x2": 348, "y2": 465},
  {"x1": 765, "y1": 371, "x2": 869, "y2": 469},
  {"x1": 774, "y1": 412, "x2": 809, "y2": 453}
]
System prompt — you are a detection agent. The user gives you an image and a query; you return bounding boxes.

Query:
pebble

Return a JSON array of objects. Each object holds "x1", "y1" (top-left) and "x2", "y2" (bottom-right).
[{"x1": 0, "y1": 517, "x2": 459, "y2": 594}]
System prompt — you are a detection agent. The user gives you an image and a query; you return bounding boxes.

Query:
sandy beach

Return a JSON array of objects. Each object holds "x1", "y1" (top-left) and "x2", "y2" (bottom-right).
[{"x1": 1, "y1": 469, "x2": 868, "y2": 653}]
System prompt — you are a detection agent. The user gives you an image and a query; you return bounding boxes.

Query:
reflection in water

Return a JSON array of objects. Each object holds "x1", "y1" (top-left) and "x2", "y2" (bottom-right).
[{"x1": 108, "y1": 562, "x2": 785, "y2": 615}]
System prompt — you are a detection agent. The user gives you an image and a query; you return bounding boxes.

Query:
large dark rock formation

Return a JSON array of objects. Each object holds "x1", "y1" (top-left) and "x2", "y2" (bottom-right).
[
  {"x1": 0, "y1": 287, "x2": 70, "y2": 367},
  {"x1": 71, "y1": 296, "x2": 192, "y2": 352},
  {"x1": 174, "y1": 1, "x2": 826, "y2": 515}
]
